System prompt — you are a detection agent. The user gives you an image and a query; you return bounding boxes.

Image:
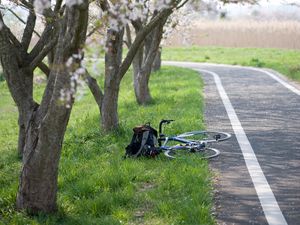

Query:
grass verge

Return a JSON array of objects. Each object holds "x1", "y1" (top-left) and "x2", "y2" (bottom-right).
[
  {"x1": 162, "y1": 46, "x2": 300, "y2": 81},
  {"x1": 0, "y1": 66, "x2": 216, "y2": 224}
]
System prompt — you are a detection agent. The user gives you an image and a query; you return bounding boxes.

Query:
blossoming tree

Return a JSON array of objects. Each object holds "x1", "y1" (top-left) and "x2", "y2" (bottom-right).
[
  {"x1": 0, "y1": 0, "x2": 89, "y2": 213},
  {"x1": 88, "y1": 0, "x2": 191, "y2": 131}
]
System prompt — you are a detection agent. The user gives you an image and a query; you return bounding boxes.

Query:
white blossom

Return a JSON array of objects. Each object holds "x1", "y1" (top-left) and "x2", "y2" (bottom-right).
[
  {"x1": 66, "y1": 57, "x2": 73, "y2": 67},
  {"x1": 60, "y1": 51, "x2": 87, "y2": 108},
  {"x1": 109, "y1": 18, "x2": 119, "y2": 31},
  {"x1": 104, "y1": 1, "x2": 147, "y2": 32},
  {"x1": 75, "y1": 67, "x2": 86, "y2": 75},
  {"x1": 33, "y1": 0, "x2": 51, "y2": 14}
]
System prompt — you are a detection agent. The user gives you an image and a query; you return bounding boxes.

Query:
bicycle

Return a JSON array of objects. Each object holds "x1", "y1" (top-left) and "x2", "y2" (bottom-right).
[{"x1": 157, "y1": 119, "x2": 231, "y2": 159}]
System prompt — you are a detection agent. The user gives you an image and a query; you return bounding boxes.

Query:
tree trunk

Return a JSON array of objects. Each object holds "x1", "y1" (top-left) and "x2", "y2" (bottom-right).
[
  {"x1": 0, "y1": 36, "x2": 36, "y2": 157},
  {"x1": 15, "y1": 2, "x2": 89, "y2": 213},
  {"x1": 133, "y1": 20, "x2": 165, "y2": 105},
  {"x1": 17, "y1": 119, "x2": 26, "y2": 158},
  {"x1": 101, "y1": 28, "x2": 124, "y2": 131},
  {"x1": 134, "y1": 68, "x2": 152, "y2": 105},
  {"x1": 132, "y1": 45, "x2": 143, "y2": 102},
  {"x1": 152, "y1": 48, "x2": 161, "y2": 72},
  {"x1": 101, "y1": 80, "x2": 120, "y2": 131},
  {"x1": 17, "y1": 99, "x2": 71, "y2": 213}
]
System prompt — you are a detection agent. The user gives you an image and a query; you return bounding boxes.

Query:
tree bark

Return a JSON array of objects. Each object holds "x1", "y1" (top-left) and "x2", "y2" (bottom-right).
[
  {"x1": 133, "y1": 19, "x2": 165, "y2": 105},
  {"x1": 85, "y1": 70, "x2": 103, "y2": 113},
  {"x1": 152, "y1": 48, "x2": 161, "y2": 72},
  {"x1": 0, "y1": 32, "x2": 37, "y2": 156},
  {"x1": 101, "y1": 28, "x2": 124, "y2": 131},
  {"x1": 14, "y1": 2, "x2": 89, "y2": 213}
]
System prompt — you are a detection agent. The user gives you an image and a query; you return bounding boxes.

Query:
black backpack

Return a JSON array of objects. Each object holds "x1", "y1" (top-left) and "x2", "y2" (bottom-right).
[{"x1": 125, "y1": 123, "x2": 160, "y2": 158}]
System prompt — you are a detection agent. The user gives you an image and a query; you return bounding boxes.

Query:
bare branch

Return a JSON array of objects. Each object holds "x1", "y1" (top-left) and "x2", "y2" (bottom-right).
[
  {"x1": 0, "y1": 15, "x2": 22, "y2": 48},
  {"x1": 38, "y1": 62, "x2": 50, "y2": 78},
  {"x1": 84, "y1": 69, "x2": 103, "y2": 110},
  {"x1": 29, "y1": 23, "x2": 56, "y2": 61},
  {"x1": 0, "y1": 5, "x2": 41, "y2": 38},
  {"x1": 30, "y1": 34, "x2": 58, "y2": 70},
  {"x1": 125, "y1": 24, "x2": 132, "y2": 47},
  {"x1": 0, "y1": 5, "x2": 26, "y2": 23},
  {"x1": 21, "y1": 8, "x2": 37, "y2": 50},
  {"x1": 176, "y1": 0, "x2": 189, "y2": 9}
]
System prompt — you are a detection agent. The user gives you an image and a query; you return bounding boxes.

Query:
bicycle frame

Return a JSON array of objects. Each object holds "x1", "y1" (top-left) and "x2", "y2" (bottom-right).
[
  {"x1": 156, "y1": 119, "x2": 225, "y2": 159},
  {"x1": 158, "y1": 120, "x2": 205, "y2": 151}
]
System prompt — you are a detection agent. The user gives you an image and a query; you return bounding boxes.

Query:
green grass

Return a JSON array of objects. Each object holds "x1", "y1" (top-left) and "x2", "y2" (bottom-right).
[
  {"x1": 0, "y1": 66, "x2": 215, "y2": 224},
  {"x1": 162, "y1": 46, "x2": 300, "y2": 81}
]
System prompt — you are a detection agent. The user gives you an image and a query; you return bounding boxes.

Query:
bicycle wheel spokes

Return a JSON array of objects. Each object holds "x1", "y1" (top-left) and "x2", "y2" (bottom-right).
[
  {"x1": 177, "y1": 131, "x2": 231, "y2": 143},
  {"x1": 164, "y1": 147, "x2": 220, "y2": 160}
]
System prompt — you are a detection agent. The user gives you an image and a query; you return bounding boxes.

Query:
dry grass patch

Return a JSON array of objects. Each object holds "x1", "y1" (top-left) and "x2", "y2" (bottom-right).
[{"x1": 166, "y1": 20, "x2": 300, "y2": 50}]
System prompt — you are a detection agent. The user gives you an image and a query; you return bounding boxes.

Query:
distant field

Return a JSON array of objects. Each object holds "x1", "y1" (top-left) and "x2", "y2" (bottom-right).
[
  {"x1": 166, "y1": 20, "x2": 300, "y2": 50},
  {"x1": 162, "y1": 47, "x2": 300, "y2": 82}
]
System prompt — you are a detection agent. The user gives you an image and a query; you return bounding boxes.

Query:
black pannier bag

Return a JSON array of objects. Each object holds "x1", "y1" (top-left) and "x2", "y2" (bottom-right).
[{"x1": 125, "y1": 123, "x2": 160, "y2": 158}]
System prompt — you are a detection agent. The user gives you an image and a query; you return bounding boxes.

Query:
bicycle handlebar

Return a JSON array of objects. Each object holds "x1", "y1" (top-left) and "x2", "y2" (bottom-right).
[{"x1": 159, "y1": 119, "x2": 175, "y2": 135}]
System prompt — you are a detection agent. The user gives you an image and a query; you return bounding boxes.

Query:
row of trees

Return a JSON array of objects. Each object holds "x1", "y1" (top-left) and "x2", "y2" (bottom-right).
[
  {"x1": 0, "y1": 0, "x2": 257, "y2": 215},
  {"x1": 0, "y1": 0, "x2": 192, "y2": 214}
]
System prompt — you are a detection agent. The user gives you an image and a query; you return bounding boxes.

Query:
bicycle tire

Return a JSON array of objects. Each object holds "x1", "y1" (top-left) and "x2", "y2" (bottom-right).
[
  {"x1": 177, "y1": 131, "x2": 231, "y2": 143},
  {"x1": 164, "y1": 147, "x2": 220, "y2": 159}
]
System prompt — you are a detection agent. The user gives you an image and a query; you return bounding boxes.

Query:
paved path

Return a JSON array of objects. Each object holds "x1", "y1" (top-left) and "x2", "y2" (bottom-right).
[{"x1": 164, "y1": 62, "x2": 300, "y2": 225}]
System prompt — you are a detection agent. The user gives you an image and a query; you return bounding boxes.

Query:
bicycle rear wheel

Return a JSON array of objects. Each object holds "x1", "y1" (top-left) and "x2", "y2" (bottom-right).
[
  {"x1": 164, "y1": 147, "x2": 220, "y2": 159},
  {"x1": 177, "y1": 131, "x2": 231, "y2": 143}
]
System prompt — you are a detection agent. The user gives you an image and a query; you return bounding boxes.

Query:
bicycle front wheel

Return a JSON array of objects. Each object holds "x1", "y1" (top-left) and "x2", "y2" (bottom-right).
[
  {"x1": 177, "y1": 131, "x2": 231, "y2": 143},
  {"x1": 164, "y1": 147, "x2": 220, "y2": 160}
]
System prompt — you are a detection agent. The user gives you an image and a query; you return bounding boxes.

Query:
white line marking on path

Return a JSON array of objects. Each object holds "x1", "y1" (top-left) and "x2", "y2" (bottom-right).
[
  {"x1": 198, "y1": 69, "x2": 288, "y2": 225},
  {"x1": 163, "y1": 61, "x2": 300, "y2": 96},
  {"x1": 248, "y1": 67, "x2": 300, "y2": 96}
]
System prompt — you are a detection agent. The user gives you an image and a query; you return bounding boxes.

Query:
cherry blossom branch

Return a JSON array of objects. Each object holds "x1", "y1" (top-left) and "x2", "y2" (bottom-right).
[{"x1": 119, "y1": 7, "x2": 173, "y2": 80}]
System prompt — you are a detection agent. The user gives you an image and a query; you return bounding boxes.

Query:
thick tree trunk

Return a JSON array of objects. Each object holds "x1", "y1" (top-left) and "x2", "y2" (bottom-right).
[
  {"x1": 15, "y1": 2, "x2": 89, "y2": 213},
  {"x1": 101, "y1": 28, "x2": 124, "y2": 131},
  {"x1": 17, "y1": 101, "x2": 71, "y2": 213}
]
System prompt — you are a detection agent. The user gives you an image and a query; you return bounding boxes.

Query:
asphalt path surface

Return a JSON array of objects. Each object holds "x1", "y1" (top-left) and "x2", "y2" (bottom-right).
[{"x1": 164, "y1": 62, "x2": 300, "y2": 225}]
